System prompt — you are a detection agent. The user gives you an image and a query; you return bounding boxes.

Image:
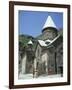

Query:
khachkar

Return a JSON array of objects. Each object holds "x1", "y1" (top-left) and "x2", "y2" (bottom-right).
[{"x1": 33, "y1": 16, "x2": 58, "y2": 78}]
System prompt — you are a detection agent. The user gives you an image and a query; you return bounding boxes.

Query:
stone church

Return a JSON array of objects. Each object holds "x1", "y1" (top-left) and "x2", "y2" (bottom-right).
[{"x1": 19, "y1": 16, "x2": 63, "y2": 78}]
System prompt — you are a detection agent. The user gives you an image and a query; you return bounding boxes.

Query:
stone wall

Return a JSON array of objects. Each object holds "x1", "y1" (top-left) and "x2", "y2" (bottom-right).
[{"x1": 38, "y1": 27, "x2": 58, "y2": 40}]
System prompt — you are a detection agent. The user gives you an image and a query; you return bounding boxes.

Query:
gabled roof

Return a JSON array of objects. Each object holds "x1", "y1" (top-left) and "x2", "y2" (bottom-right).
[
  {"x1": 36, "y1": 34, "x2": 62, "y2": 48},
  {"x1": 34, "y1": 34, "x2": 63, "y2": 52},
  {"x1": 28, "y1": 40, "x2": 33, "y2": 45},
  {"x1": 38, "y1": 40, "x2": 47, "y2": 47},
  {"x1": 49, "y1": 35, "x2": 60, "y2": 44},
  {"x1": 43, "y1": 16, "x2": 57, "y2": 29},
  {"x1": 45, "y1": 39, "x2": 52, "y2": 43},
  {"x1": 47, "y1": 34, "x2": 63, "y2": 47}
]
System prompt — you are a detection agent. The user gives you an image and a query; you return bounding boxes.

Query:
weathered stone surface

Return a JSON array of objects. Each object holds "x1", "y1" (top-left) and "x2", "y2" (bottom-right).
[{"x1": 19, "y1": 16, "x2": 63, "y2": 78}]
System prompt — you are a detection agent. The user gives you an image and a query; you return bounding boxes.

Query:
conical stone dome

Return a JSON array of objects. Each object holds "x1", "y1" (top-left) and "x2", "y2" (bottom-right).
[
  {"x1": 42, "y1": 16, "x2": 58, "y2": 40},
  {"x1": 43, "y1": 16, "x2": 57, "y2": 29}
]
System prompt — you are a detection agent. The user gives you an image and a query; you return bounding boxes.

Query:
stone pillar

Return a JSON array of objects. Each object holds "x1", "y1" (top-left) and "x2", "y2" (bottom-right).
[
  {"x1": 55, "y1": 52, "x2": 57, "y2": 74},
  {"x1": 21, "y1": 53, "x2": 27, "y2": 74},
  {"x1": 33, "y1": 58, "x2": 38, "y2": 78},
  {"x1": 45, "y1": 61, "x2": 48, "y2": 74}
]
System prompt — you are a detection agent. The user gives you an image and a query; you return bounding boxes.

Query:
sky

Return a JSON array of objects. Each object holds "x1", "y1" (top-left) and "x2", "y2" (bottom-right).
[{"x1": 19, "y1": 10, "x2": 63, "y2": 37}]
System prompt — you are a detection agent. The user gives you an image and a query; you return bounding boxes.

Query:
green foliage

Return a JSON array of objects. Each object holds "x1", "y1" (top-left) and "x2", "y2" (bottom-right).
[
  {"x1": 19, "y1": 34, "x2": 38, "y2": 49},
  {"x1": 19, "y1": 34, "x2": 37, "y2": 58},
  {"x1": 19, "y1": 34, "x2": 34, "y2": 47}
]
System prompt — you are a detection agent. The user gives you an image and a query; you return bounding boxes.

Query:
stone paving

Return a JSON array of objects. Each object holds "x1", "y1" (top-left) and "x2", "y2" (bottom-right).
[{"x1": 19, "y1": 73, "x2": 62, "y2": 79}]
